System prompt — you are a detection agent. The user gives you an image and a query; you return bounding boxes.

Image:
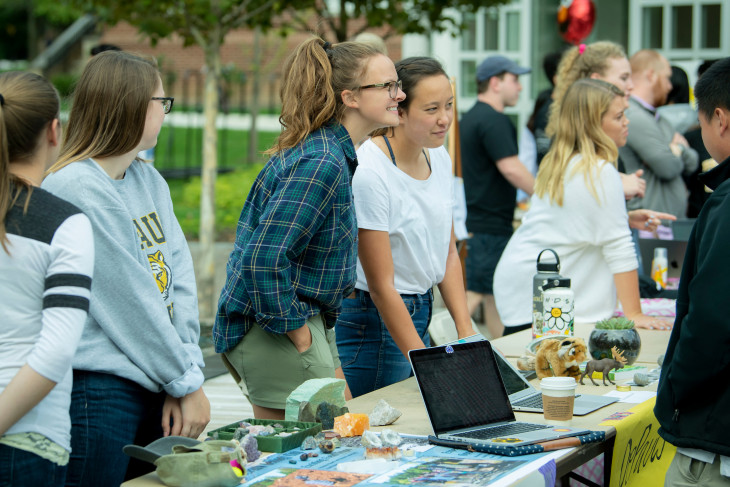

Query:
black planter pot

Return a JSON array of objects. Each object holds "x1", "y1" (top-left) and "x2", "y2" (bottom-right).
[{"x1": 588, "y1": 328, "x2": 641, "y2": 365}]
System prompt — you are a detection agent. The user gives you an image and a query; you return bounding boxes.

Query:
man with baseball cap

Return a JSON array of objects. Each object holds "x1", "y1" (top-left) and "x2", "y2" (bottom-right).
[{"x1": 460, "y1": 55, "x2": 534, "y2": 339}]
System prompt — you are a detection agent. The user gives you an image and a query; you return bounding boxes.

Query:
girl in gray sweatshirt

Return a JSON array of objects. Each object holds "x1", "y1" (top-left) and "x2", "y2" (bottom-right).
[{"x1": 43, "y1": 51, "x2": 209, "y2": 486}]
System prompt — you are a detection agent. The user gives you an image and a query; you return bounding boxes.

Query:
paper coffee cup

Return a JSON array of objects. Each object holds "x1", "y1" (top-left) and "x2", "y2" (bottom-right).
[{"x1": 540, "y1": 377, "x2": 577, "y2": 424}]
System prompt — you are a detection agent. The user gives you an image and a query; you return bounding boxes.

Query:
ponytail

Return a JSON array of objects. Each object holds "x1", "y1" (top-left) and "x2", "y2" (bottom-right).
[
  {"x1": 268, "y1": 36, "x2": 381, "y2": 154},
  {"x1": 546, "y1": 41, "x2": 626, "y2": 138},
  {"x1": 0, "y1": 71, "x2": 60, "y2": 253}
]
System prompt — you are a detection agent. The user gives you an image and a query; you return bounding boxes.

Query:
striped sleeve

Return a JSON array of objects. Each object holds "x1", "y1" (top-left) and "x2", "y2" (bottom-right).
[{"x1": 27, "y1": 212, "x2": 95, "y2": 383}]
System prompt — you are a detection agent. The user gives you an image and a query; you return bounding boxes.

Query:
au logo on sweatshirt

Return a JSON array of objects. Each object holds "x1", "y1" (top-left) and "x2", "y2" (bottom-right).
[
  {"x1": 134, "y1": 212, "x2": 173, "y2": 305},
  {"x1": 148, "y1": 250, "x2": 172, "y2": 300},
  {"x1": 133, "y1": 212, "x2": 166, "y2": 249}
]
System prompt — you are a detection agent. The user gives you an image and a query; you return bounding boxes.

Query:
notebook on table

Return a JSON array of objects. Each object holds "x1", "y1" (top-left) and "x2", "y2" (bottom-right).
[
  {"x1": 492, "y1": 350, "x2": 618, "y2": 415},
  {"x1": 409, "y1": 340, "x2": 590, "y2": 448}
]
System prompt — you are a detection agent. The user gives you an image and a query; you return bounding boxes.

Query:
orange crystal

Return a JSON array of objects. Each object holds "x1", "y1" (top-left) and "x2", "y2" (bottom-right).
[{"x1": 332, "y1": 413, "x2": 370, "y2": 437}]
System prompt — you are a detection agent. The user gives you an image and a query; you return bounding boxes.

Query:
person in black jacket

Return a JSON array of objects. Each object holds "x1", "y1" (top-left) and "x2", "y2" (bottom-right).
[{"x1": 655, "y1": 57, "x2": 730, "y2": 486}]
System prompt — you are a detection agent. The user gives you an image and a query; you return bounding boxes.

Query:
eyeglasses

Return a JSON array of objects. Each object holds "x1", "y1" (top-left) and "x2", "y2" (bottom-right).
[
  {"x1": 357, "y1": 80, "x2": 402, "y2": 99},
  {"x1": 151, "y1": 97, "x2": 174, "y2": 114}
]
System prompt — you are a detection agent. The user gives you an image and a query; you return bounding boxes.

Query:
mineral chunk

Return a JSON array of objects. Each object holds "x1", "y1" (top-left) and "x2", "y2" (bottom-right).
[
  {"x1": 301, "y1": 436, "x2": 318, "y2": 450},
  {"x1": 318, "y1": 440, "x2": 335, "y2": 454},
  {"x1": 285, "y1": 378, "x2": 347, "y2": 422},
  {"x1": 369, "y1": 399, "x2": 402, "y2": 426},
  {"x1": 333, "y1": 413, "x2": 369, "y2": 437},
  {"x1": 360, "y1": 430, "x2": 382, "y2": 448},
  {"x1": 298, "y1": 402, "x2": 317, "y2": 423},
  {"x1": 241, "y1": 434, "x2": 261, "y2": 462},
  {"x1": 316, "y1": 402, "x2": 349, "y2": 429},
  {"x1": 380, "y1": 429, "x2": 402, "y2": 447},
  {"x1": 633, "y1": 373, "x2": 651, "y2": 386}
]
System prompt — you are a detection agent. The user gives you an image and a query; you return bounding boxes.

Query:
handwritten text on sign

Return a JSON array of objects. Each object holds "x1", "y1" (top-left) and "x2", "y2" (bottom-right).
[{"x1": 602, "y1": 397, "x2": 676, "y2": 487}]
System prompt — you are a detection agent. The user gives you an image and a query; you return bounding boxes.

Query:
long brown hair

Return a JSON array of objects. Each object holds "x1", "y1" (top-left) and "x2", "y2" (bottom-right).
[
  {"x1": 0, "y1": 71, "x2": 60, "y2": 253},
  {"x1": 546, "y1": 41, "x2": 626, "y2": 138},
  {"x1": 49, "y1": 51, "x2": 159, "y2": 172},
  {"x1": 536, "y1": 79, "x2": 624, "y2": 206},
  {"x1": 267, "y1": 37, "x2": 381, "y2": 154}
]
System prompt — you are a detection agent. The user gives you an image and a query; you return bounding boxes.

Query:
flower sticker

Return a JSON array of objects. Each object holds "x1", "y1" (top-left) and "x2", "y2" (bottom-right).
[{"x1": 542, "y1": 294, "x2": 574, "y2": 334}]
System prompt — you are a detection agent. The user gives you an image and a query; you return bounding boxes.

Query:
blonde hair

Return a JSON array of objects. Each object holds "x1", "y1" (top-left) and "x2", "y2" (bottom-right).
[
  {"x1": 546, "y1": 41, "x2": 626, "y2": 138},
  {"x1": 49, "y1": 51, "x2": 159, "y2": 173},
  {"x1": 536, "y1": 79, "x2": 623, "y2": 206},
  {"x1": 267, "y1": 37, "x2": 381, "y2": 154},
  {"x1": 0, "y1": 71, "x2": 59, "y2": 252}
]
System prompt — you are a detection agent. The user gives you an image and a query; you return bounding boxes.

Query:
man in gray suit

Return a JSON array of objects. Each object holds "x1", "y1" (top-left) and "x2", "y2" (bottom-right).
[{"x1": 619, "y1": 50, "x2": 698, "y2": 218}]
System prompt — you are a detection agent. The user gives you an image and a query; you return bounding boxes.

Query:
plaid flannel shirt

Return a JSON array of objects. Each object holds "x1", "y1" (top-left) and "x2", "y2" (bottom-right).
[{"x1": 214, "y1": 122, "x2": 358, "y2": 353}]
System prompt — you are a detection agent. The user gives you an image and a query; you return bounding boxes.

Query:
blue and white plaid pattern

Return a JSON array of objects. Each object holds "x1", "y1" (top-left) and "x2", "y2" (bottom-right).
[{"x1": 214, "y1": 122, "x2": 358, "y2": 353}]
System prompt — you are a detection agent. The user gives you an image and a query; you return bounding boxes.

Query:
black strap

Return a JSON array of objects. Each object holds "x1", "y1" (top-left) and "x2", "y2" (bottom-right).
[{"x1": 382, "y1": 136, "x2": 431, "y2": 172}]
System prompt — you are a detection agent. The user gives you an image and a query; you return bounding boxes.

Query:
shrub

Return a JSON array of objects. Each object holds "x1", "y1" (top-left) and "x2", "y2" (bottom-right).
[{"x1": 168, "y1": 163, "x2": 264, "y2": 240}]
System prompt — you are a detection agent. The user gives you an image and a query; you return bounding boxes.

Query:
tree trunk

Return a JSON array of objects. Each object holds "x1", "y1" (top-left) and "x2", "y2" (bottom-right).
[
  {"x1": 247, "y1": 26, "x2": 262, "y2": 164},
  {"x1": 198, "y1": 43, "x2": 221, "y2": 322}
]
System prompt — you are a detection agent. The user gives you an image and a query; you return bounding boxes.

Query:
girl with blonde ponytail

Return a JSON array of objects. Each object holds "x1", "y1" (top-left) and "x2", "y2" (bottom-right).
[
  {"x1": 495, "y1": 79, "x2": 672, "y2": 332},
  {"x1": 216, "y1": 37, "x2": 404, "y2": 419}
]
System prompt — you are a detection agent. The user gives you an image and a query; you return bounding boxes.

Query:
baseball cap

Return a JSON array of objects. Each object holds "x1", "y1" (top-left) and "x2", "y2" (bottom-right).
[
  {"x1": 123, "y1": 436, "x2": 202, "y2": 464},
  {"x1": 476, "y1": 55, "x2": 531, "y2": 82}
]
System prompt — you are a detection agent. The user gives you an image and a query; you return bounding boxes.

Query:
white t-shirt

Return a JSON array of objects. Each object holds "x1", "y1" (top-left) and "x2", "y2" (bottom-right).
[
  {"x1": 353, "y1": 139, "x2": 454, "y2": 294},
  {"x1": 494, "y1": 155, "x2": 638, "y2": 326}
]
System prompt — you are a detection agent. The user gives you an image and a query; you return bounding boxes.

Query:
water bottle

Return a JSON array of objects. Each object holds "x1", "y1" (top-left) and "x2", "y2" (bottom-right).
[
  {"x1": 532, "y1": 249, "x2": 563, "y2": 339},
  {"x1": 541, "y1": 278, "x2": 574, "y2": 337},
  {"x1": 651, "y1": 247, "x2": 668, "y2": 291}
]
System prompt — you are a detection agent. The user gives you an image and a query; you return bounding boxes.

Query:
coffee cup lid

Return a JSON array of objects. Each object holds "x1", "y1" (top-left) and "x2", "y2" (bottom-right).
[{"x1": 540, "y1": 377, "x2": 577, "y2": 390}]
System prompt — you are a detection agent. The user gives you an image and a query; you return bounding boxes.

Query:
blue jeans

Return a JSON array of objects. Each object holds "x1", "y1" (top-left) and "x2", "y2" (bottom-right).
[
  {"x1": 336, "y1": 289, "x2": 432, "y2": 398},
  {"x1": 0, "y1": 444, "x2": 66, "y2": 486},
  {"x1": 65, "y1": 371, "x2": 166, "y2": 487}
]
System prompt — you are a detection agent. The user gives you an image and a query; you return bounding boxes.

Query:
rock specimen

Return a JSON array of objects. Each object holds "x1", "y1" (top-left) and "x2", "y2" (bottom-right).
[
  {"x1": 369, "y1": 399, "x2": 402, "y2": 426},
  {"x1": 240, "y1": 434, "x2": 261, "y2": 462},
  {"x1": 361, "y1": 429, "x2": 402, "y2": 460},
  {"x1": 285, "y1": 378, "x2": 347, "y2": 422},
  {"x1": 333, "y1": 413, "x2": 369, "y2": 437}
]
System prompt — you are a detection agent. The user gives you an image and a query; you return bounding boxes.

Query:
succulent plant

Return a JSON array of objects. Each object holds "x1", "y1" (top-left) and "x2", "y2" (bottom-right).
[{"x1": 595, "y1": 316, "x2": 636, "y2": 330}]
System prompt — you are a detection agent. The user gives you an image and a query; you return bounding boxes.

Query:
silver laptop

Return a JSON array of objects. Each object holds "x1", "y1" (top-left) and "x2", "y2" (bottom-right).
[
  {"x1": 409, "y1": 340, "x2": 590, "y2": 448},
  {"x1": 638, "y1": 238, "x2": 688, "y2": 279},
  {"x1": 493, "y1": 350, "x2": 618, "y2": 415}
]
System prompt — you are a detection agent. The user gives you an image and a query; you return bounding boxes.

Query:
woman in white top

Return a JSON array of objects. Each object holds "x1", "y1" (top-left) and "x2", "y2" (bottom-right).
[
  {"x1": 494, "y1": 79, "x2": 671, "y2": 330},
  {"x1": 336, "y1": 57, "x2": 473, "y2": 397},
  {"x1": 0, "y1": 72, "x2": 93, "y2": 486}
]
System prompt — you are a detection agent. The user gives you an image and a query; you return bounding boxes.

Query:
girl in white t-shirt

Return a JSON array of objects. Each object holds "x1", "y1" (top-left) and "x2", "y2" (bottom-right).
[{"x1": 336, "y1": 57, "x2": 473, "y2": 397}]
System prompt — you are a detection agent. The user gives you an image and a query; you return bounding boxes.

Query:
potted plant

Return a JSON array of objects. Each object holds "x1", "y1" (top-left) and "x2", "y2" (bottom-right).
[{"x1": 588, "y1": 317, "x2": 642, "y2": 365}]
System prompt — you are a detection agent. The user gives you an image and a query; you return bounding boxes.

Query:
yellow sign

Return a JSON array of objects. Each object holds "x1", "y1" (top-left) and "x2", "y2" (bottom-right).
[{"x1": 601, "y1": 397, "x2": 676, "y2": 487}]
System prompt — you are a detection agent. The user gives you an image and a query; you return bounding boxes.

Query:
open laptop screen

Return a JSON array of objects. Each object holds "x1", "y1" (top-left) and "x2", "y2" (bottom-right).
[
  {"x1": 494, "y1": 353, "x2": 532, "y2": 395},
  {"x1": 410, "y1": 341, "x2": 515, "y2": 436}
]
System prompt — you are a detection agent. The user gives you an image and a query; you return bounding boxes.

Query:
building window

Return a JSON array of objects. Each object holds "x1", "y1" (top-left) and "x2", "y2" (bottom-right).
[
  {"x1": 671, "y1": 5, "x2": 693, "y2": 49},
  {"x1": 701, "y1": 4, "x2": 721, "y2": 48},
  {"x1": 461, "y1": 60, "x2": 477, "y2": 99},
  {"x1": 642, "y1": 6, "x2": 663, "y2": 49},
  {"x1": 483, "y1": 9, "x2": 499, "y2": 51},
  {"x1": 506, "y1": 12, "x2": 520, "y2": 51},
  {"x1": 462, "y1": 12, "x2": 477, "y2": 51}
]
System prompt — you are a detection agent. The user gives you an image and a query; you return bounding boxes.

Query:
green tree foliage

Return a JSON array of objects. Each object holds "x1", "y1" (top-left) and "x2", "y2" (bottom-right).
[
  {"x1": 56, "y1": 0, "x2": 297, "y2": 318},
  {"x1": 285, "y1": 0, "x2": 513, "y2": 42}
]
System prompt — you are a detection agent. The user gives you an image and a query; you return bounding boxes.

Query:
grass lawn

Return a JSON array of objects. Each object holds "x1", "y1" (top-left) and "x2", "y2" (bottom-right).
[{"x1": 154, "y1": 126, "x2": 279, "y2": 173}]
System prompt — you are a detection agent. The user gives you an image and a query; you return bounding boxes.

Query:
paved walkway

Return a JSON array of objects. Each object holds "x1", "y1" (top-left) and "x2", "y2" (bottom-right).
[{"x1": 201, "y1": 372, "x2": 254, "y2": 438}]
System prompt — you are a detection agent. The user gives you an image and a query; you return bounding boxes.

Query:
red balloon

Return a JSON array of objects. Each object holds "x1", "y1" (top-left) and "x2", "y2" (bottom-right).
[{"x1": 558, "y1": 0, "x2": 596, "y2": 45}]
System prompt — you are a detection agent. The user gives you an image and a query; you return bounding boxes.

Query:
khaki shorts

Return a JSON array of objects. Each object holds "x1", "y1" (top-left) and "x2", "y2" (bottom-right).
[{"x1": 222, "y1": 315, "x2": 341, "y2": 410}]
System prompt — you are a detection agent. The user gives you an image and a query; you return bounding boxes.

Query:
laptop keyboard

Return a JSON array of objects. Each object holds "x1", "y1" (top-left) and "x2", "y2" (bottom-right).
[
  {"x1": 513, "y1": 395, "x2": 544, "y2": 408},
  {"x1": 451, "y1": 422, "x2": 550, "y2": 440}
]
